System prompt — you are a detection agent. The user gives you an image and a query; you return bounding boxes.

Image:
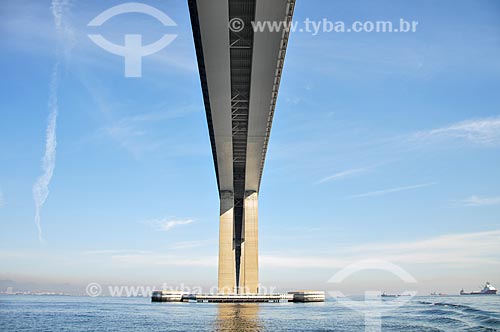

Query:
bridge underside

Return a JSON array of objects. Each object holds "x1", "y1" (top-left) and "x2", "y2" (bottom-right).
[{"x1": 188, "y1": 0, "x2": 295, "y2": 294}]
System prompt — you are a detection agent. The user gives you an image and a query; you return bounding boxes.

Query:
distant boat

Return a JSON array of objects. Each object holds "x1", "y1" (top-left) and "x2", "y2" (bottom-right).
[
  {"x1": 460, "y1": 282, "x2": 497, "y2": 295},
  {"x1": 430, "y1": 292, "x2": 448, "y2": 296},
  {"x1": 381, "y1": 292, "x2": 411, "y2": 298}
]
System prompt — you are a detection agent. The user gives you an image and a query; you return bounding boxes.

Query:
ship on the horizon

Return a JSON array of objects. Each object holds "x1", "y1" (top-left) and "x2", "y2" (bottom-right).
[
  {"x1": 460, "y1": 282, "x2": 497, "y2": 295},
  {"x1": 381, "y1": 292, "x2": 412, "y2": 298}
]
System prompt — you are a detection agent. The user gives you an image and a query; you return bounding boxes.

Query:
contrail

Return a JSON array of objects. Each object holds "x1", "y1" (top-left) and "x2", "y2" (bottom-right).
[
  {"x1": 32, "y1": 0, "x2": 69, "y2": 243},
  {"x1": 33, "y1": 63, "x2": 59, "y2": 243},
  {"x1": 349, "y1": 182, "x2": 436, "y2": 199}
]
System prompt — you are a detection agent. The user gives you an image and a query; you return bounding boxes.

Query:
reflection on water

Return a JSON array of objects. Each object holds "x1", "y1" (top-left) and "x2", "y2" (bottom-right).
[{"x1": 214, "y1": 304, "x2": 262, "y2": 332}]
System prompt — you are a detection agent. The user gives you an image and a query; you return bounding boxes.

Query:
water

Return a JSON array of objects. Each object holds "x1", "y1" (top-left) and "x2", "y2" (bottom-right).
[{"x1": 1, "y1": 295, "x2": 499, "y2": 331}]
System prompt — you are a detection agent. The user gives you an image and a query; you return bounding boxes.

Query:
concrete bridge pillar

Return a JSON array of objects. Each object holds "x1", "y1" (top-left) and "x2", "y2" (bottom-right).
[
  {"x1": 218, "y1": 191, "x2": 236, "y2": 294},
  {"x1": 240, "y1": 191, "x2": 259, "y2": 294}
]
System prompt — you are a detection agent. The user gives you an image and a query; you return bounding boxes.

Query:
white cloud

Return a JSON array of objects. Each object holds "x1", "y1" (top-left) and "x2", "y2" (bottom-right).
[
  {"x1": 261, "y1": 229, "x2": 500, "y2": 268},
  {"x1": 344, "y1": 229, "x2": 500, "y2": 265},
  {"x1": 169, "y1": 241, "x2": 212, "y2": 250},
  {"x1": 82, "y1": 249, "x2": 152, "y2": 256},
  {"x1": 318, "y1": 167, "x2": 369, "y2": 184},
  {"x1": 101, "y1": 106, "x2": 198, "y2": 157},
  {"x1": 261, "y1": 255, "x2": 346, "y2": 269},
  {"x1": 1, "y1": 230, "x2": 498, "y2": 282},
  {"x1": 285, "y1": 97, "x2": 301, "y2": 105},
  {"x1": 349, "y1": 182, "x2": 435, "y2": 198},
  {"x1": 0, "y1": 249, "x2": 217, "y2": 271},
  {"x1": 144, "y1": 217, "x2": 195, "y2": 232},
  {"x1": 102, "y1": 123, "x2": 156, "y2": 157},
  {"x1": 462, "y1": 196, "x2": 500, "y2": 207},
  {"x1": 109, "y1": 253, "x2": 216, "y2": 267},
  {"x1": 413, "y1": 116, "x2": 500, "y2": 146}
]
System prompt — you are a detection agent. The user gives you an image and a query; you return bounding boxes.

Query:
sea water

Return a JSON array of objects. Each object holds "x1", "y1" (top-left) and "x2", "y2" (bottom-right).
[{"x1": 1, "y1": 295, "x2": 499, "y2": 331}]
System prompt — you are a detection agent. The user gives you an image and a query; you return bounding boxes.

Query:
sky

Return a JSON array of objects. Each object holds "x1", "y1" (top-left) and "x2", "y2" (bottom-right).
[{"x1": 0, "y1": 0, "x2": 500, "y2": 296}]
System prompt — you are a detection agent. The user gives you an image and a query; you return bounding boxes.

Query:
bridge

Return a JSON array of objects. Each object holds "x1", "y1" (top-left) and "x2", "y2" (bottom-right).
[{"x1": 188, "y1": 0, "x2": 296, "y2": 294}]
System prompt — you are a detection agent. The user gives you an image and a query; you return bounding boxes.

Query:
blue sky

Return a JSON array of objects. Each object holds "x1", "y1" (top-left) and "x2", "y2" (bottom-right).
[{"x1": 1, "y1": 0, "x2": 500, "y2": 295}]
